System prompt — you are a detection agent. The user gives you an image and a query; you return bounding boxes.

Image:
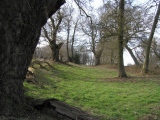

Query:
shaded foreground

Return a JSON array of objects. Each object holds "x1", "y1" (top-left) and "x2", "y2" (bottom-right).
[
  {"x1": 32, "y1": 98, "x2": 97, "y2": 120},
  {"x1": 0, "y1": 97, "x2": 97, "y2": 120}
]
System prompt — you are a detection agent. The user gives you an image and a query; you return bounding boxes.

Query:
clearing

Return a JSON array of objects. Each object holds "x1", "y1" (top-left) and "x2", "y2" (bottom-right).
[{"x1": 24, "y1": 62, "x2": 160, "y2": 120}]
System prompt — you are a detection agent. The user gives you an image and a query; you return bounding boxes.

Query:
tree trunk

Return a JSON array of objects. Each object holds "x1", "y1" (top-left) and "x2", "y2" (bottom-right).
[
  {"x1": 51, "y1": 42, "x2": 63, "y2": 62},
  {"x1": 95, "y1": 56, "x2": 101, "y2": 66},
  {"x1": 125, "y1": 45, "x2": 140, "y2": 66},
  {"x1": 71, "y1": 20, "x2": 78, "y2": 61},
  {"x1": 71, "y1": 42, "x2": 74, "y2": 61},
  {"x1": 0, "y1": 0, "x2": 65, "y2": 116},
  {"x1": 142, "y1": 1, "x2": 160, "y2": 74},
  {"x1": 55, "y1": 42, "x2": 64, "y2": 62},
  {"x1": 66, "y1": 20, "x2": 71, "y2": 62},
  {"x1": 118, "y1": 0, "x2": 127, "y2": 78},
  {"x1": 55, "y1": 48, "x2": 60, "y2": 62},
  {"x1": 110, "y1": 49, "x2": 114, "y2": 65},
  {"x1": 94, "y1": 50, "x2": 102, "y2": 66},
  {"x1": 50, "y1": 43, "x2": 58, "y2": 61},
  {"x1": 66, "y1": 37, "x2": 71, "y2": 62}
]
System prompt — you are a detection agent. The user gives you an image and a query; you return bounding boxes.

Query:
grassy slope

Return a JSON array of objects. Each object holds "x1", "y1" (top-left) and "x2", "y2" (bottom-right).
[{"x1": 24, "y1": 63, "x2": 160, "y2": 120}]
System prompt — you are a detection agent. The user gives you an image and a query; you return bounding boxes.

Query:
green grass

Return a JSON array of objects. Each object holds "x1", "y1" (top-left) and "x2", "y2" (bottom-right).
[{"x1": 24, "y1": 63, "x2": 160, "y2": 120}]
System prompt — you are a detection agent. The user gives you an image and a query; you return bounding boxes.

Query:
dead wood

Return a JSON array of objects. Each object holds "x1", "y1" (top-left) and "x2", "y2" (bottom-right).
[{"x1": 32, "y1": 99, "x2": 98, "y2": 120}]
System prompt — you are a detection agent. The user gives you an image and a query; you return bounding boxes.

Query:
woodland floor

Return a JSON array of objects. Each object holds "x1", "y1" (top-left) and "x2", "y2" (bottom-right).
[{"x1": 8, "y1": 61, "x2": 160, "y2": 120}]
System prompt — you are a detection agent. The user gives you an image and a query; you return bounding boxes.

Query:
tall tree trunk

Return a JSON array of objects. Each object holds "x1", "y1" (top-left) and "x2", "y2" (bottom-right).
[
  {"x1": 0, "y1": 0, "x2": 65, "y2": 116},
  {"x1": 66, "y1": 20, "x2": 71, "y2": 62},
  {"x1": 118, "y1": 0, "x2": 127, "y2": 78},
  {"x1": 125, "y1": 45, "x2": 140, "y2": 66},
  {"x1": 142, "y1": 2, "x2": 160, "y2": 74},
  {"x1": 55, "y1": 48, "x2": 60, "y2": 62},
  {"x1": 71, "y1": 20, "x2": 78, "y2": 61},
  {"x1": 66, "y1": 37, "x2": 71, "y2": 61},
  {"x1": 71, "y1": 42, "x2": 74, "y2": 61}
]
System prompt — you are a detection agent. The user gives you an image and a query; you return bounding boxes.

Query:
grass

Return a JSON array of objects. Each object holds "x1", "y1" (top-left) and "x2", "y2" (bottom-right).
[{"x1": 24, "y1": 63, "x2": 160, "y2": 120}]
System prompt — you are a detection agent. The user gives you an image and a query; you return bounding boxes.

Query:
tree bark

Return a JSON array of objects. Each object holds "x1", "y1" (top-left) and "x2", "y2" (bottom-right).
[
  {"x1": 95, "y1": 56, "x2": 101, "y2": 65},
  {"x1": 125, "y1": 45, "x2": 140, "y2": 66},
  {"x1": 118, "y1": 0, "x2": 127, "y2": 78},
  {"x1": 142, "y1": 1, "x2": 160, "y2": 74},
  {"x1": 50, "y1": 43, "x2": 63, "y2": 62},
  {"x1": 0, "y1": 0, "x2": 65, "y2": 116},
  {"x1": 50, "y1": 43, "x2": 58, "y2": 61}
]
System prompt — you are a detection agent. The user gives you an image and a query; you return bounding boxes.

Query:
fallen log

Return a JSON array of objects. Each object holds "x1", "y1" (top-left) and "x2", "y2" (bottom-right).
[{"x1": 33, "y1": 98, "x2": 98, "y2": 120}]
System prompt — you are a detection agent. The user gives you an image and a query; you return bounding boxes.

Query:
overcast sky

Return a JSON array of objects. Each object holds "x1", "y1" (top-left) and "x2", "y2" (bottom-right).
[{"x1": 41, "y1": 0, "x2": 156, "y2": 66}]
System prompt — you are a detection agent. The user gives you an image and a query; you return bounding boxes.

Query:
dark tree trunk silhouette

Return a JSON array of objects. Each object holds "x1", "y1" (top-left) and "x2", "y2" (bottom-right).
[
  {"x1": 50, "y1": 42, "x2": 57, "y2": 61},
  {"x1": 0, "y1": 0, "x2": 65, "y2": 116},
  {"x1": 50, "y1": 42, "x2": 63, "y2": 62},
  {"x1": 118, "y1": 0, "x2": 127, "y2": 77},
  {"x1": 142, "y1": 1, "x2": 160, "y2": 74},
  {"x1": 66, "y1": 19, "x2": 71, "y2": 62},
  {"x1": 125, "y1": 45, "x2": 140, "y2": 66}
]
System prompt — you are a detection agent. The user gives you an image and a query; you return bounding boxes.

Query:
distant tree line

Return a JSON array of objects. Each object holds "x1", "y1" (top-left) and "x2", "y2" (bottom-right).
[{"x1": 36, "y1": 0, "x2": 160, "y2": 76}]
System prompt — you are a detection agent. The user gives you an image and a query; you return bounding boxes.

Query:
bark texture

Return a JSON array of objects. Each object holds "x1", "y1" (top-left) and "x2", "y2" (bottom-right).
[
  {"x1": 118, "y1": 0, "x2": 127, "y2": 77},
  {"x1": 0, "y1": 0, "x2": 65, "y2": 116}
]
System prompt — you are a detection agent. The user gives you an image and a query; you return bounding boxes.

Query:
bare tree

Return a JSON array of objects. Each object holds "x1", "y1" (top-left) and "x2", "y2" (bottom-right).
[
  {"x1": 100, "y1": 1, "x2": 150, "y2": 66},
  {"x1": 142, "y1": 1, "x2": 160, "y2": 74},
  {"x1": 42, "y1": 10, "x2": 64, "y2": 62},
  {"x1": 81, "y1": 17, "x2": 104, "y2": 65},
  {"x1": 63, "y1": 5, "x2": 74, "y2": 61}
]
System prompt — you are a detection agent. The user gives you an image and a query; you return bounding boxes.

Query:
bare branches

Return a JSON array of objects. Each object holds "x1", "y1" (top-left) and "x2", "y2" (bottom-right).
[{"x1": 42, "y1": 27, "x2": 52, "y2": 43}]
